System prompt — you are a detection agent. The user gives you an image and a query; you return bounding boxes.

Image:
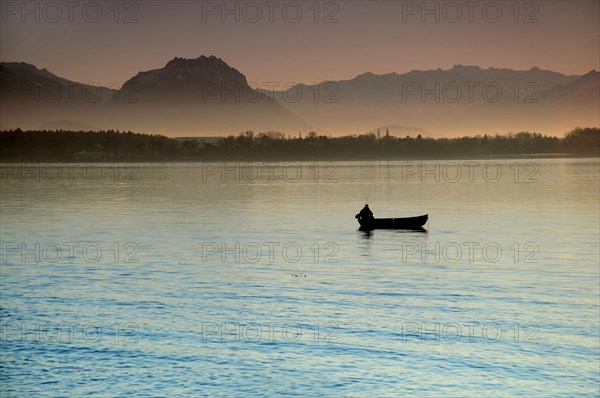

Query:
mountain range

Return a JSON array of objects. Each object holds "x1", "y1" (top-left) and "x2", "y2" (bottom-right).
[{"x1": 1, "y1": 56, "x2": 598, "y2": 136}]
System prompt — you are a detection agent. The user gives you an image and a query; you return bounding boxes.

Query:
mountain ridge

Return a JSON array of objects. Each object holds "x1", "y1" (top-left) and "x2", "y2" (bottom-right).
[
  {"x1": 0, "y1": 57, "x2": 307, "y2": 134},
  {"x1": 1, "y1": 58, "x2": 598, "y2": 136}
]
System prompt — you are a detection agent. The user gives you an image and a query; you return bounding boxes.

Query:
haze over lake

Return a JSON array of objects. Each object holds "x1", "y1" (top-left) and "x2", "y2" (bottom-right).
[{"x1": 1, "y1": 159, "x2": 598, "y2": 396}]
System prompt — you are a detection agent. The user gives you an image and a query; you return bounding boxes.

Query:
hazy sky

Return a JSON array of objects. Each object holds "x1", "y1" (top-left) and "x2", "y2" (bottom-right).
[{"x1": 1, "y1": 0, "x2": 599, "y2": 87}]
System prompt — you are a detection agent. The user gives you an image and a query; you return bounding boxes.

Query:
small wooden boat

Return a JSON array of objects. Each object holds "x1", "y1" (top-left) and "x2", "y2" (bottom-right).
[{"x1": 356, "y1": 214, "x2": 428, "y2": 230}]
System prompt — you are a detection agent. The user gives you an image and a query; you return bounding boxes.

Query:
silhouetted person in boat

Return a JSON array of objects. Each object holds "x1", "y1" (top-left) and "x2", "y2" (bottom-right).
[{"x1": 355, "y1": 204, "x2": 374, "y2": 221}]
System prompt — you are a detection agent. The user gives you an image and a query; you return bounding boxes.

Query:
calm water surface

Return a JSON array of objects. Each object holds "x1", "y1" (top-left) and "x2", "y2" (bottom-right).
[{"x1": 1, "y1": 159, "x2": 599, "y2": 397}]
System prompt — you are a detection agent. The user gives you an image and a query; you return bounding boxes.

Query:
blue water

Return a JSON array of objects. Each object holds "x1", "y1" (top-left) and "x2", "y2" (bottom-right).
[{"x1": 1, "y1": 159, "x2": 599, "y2": 397}]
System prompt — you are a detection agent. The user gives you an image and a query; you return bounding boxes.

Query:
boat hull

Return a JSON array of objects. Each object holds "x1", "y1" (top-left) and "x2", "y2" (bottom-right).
[{"x1": 357, "y1": 214, "x2": 428, "y2": 230}]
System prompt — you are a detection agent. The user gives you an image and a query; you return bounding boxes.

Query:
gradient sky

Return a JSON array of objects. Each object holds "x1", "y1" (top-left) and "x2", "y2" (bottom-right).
[{"x1": 1, "y1": 0, "x2": 599, "y2": 87}]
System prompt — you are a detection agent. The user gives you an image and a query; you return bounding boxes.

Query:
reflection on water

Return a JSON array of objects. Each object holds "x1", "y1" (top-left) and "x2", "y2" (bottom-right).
[
  {"x1": 357, "y1": 228, "x2": 428, "y2": 239},
  {"x1": 0, "y1": 159, "x2": 598, "y2": 396}
]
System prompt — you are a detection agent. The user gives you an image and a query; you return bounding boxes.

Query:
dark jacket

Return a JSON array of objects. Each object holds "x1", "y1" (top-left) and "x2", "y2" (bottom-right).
[{"x1": 356, "y1": 205, "x2": 374, "y2": 219}]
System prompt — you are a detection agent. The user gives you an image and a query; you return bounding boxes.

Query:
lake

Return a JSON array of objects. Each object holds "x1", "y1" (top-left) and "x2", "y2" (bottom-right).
[{"x1": 1, "y1": 159, "x2": 599, "y2": 397}]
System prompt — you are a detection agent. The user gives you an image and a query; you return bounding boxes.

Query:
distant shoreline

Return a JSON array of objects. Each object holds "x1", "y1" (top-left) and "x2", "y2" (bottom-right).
[
  {"x1": 1, "y1": 128, "x2": 598, "y2": 162},
  {"x1": 1, "y1": 154, "x2": 597, "y2": 163}
]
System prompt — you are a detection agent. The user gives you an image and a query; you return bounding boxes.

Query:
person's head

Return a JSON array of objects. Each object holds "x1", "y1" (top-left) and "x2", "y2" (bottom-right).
[{"x1": 365, "y1": 204, "x2": 369, "y2": 208}]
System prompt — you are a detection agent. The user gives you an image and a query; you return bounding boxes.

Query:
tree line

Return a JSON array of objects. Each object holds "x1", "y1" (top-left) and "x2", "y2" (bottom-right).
[{"x1": 0, "y1": 127, "x2": 598, "y2": 161}]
